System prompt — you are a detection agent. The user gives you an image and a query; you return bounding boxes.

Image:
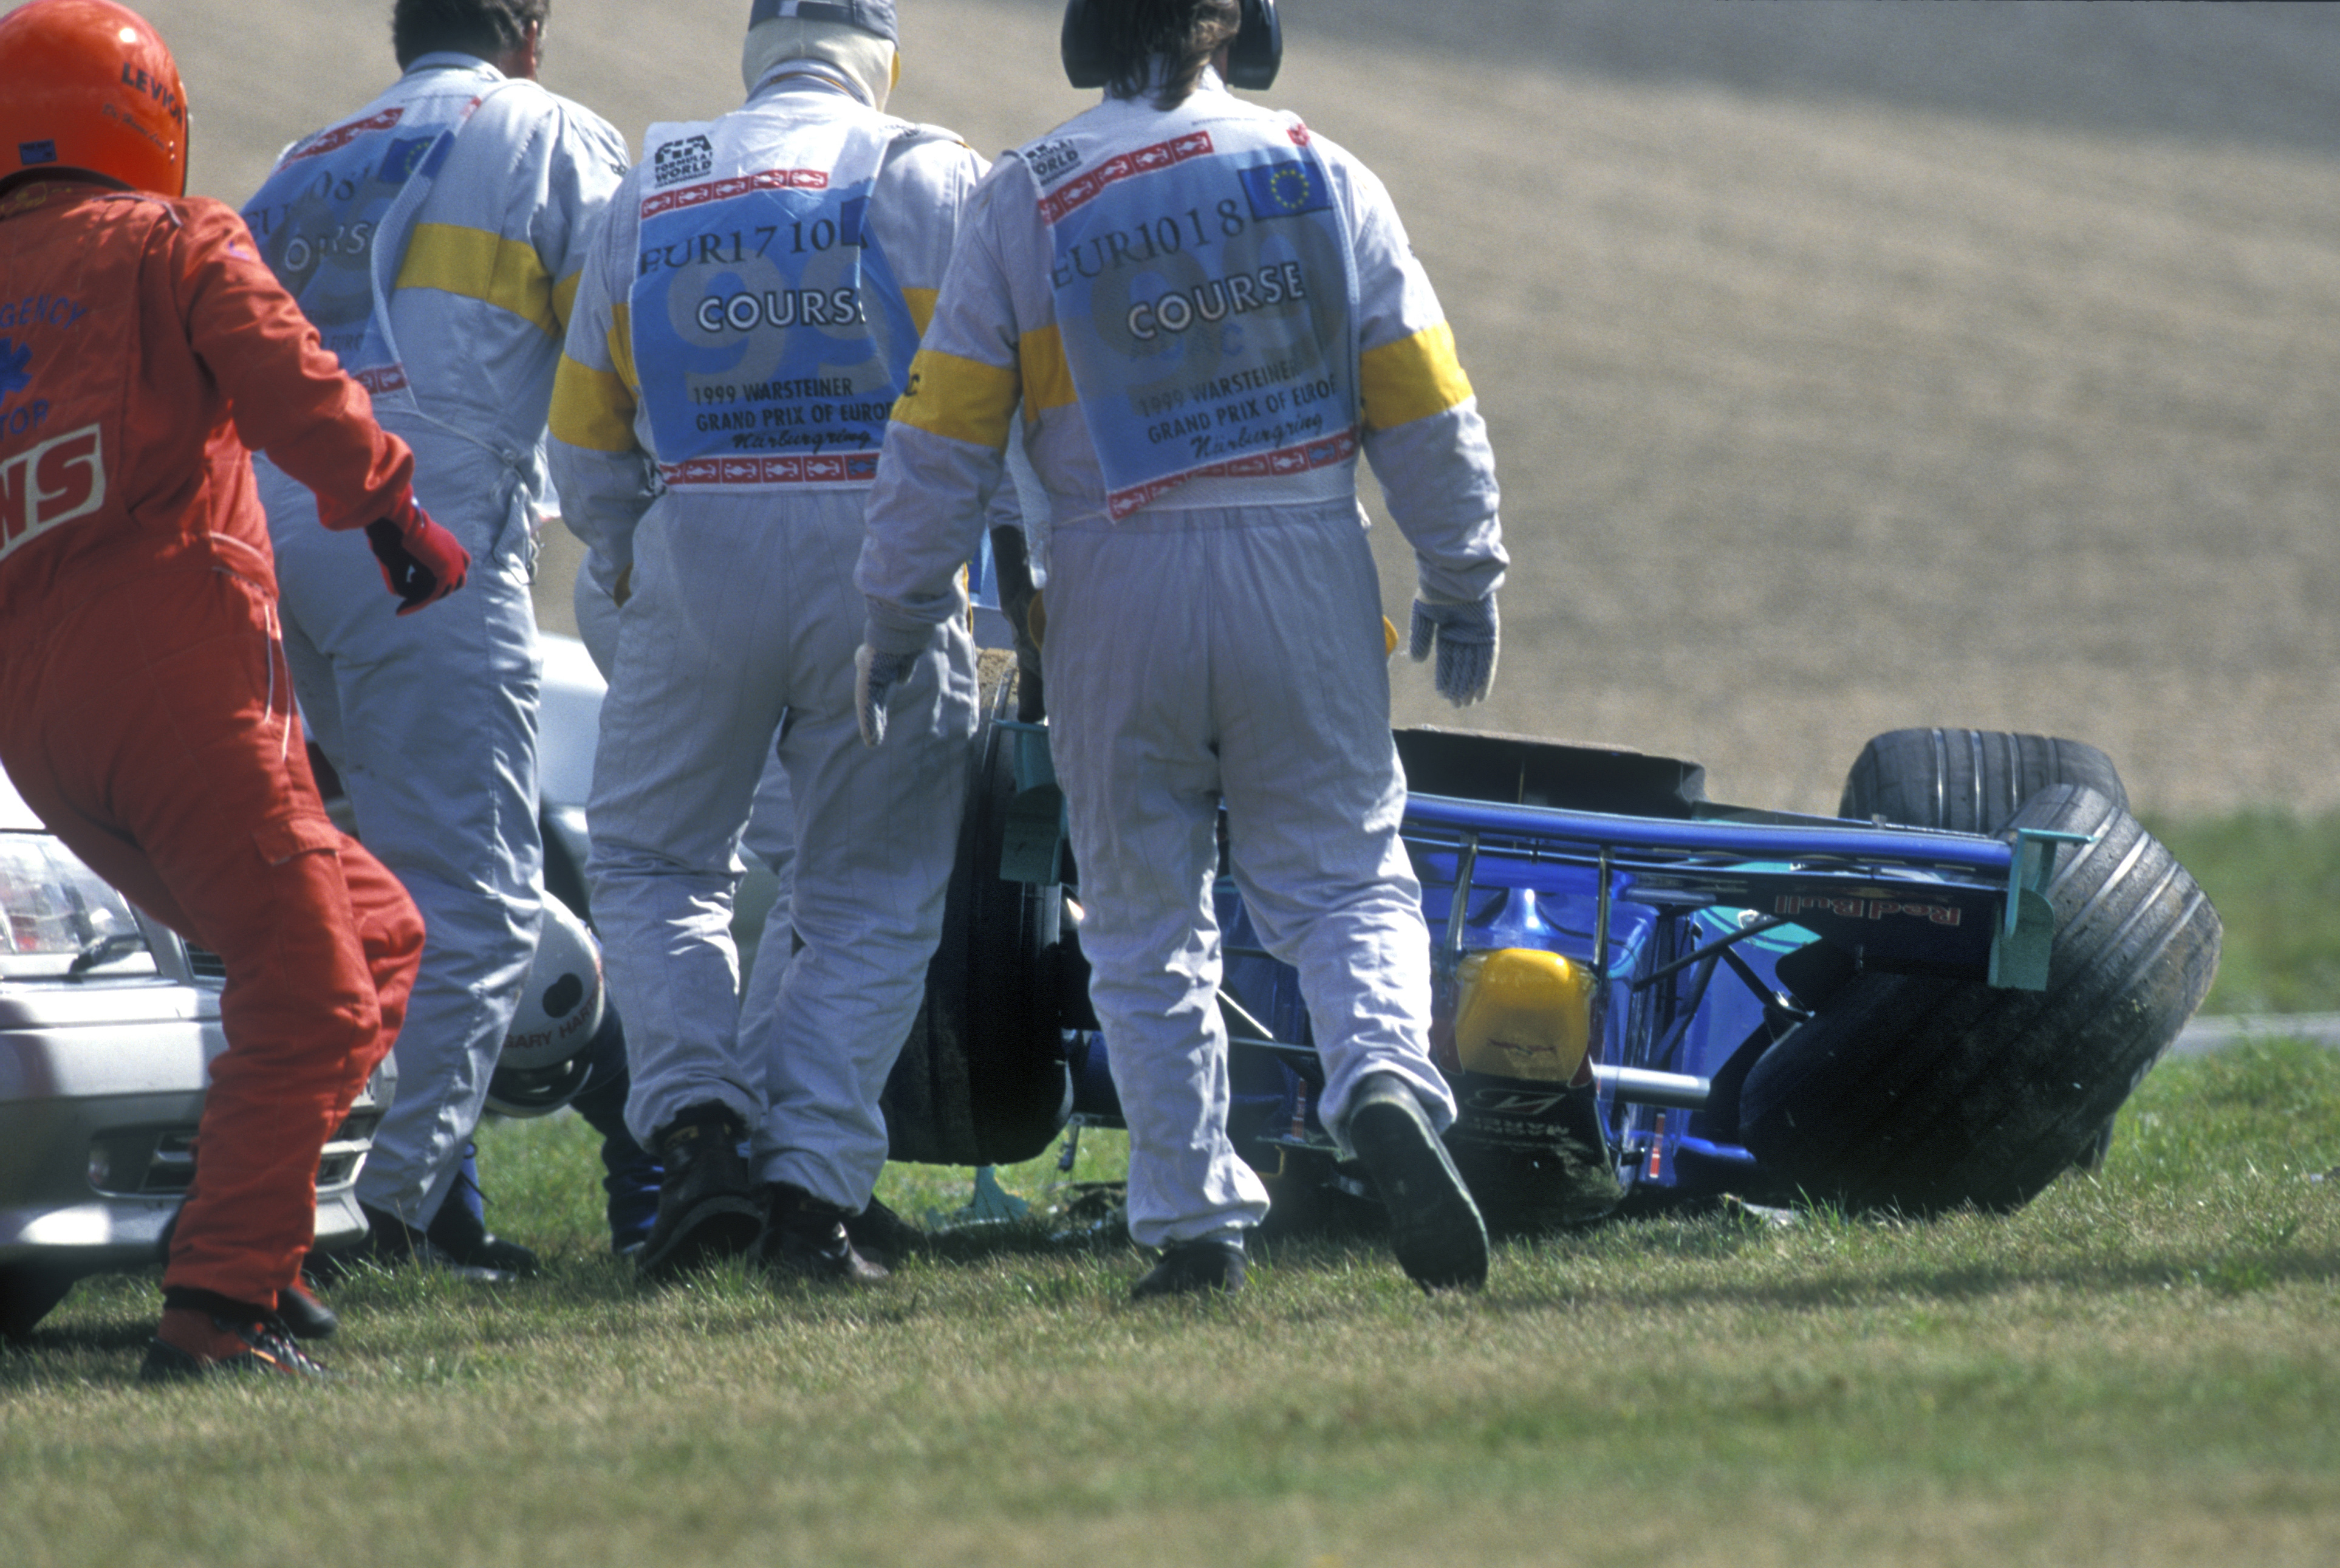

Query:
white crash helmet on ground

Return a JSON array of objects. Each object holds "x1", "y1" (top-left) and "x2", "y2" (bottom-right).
[{"x1": 485, "y1": 895, "x2": 606, "y2": 1118}]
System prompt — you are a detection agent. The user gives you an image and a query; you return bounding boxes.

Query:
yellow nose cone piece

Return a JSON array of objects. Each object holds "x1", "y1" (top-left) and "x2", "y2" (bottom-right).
[{"x1": 1453, "y1": 948, "x2": 1593, "y2": 1082}]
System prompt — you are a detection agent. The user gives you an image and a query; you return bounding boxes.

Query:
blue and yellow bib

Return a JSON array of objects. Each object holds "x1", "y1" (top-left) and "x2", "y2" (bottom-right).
[
  {"x1": 241, "y1": 77, "x2": 489, "y2": 394},
  {"x1": 1035, "y1": 114, "x2": 1358, "y2": 519},
  {"x1": 629, "y1": 115, "x2": 916, "y2": 492}
]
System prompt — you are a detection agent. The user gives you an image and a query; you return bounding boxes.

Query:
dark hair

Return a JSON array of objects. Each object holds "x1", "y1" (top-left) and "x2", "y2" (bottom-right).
[
  {"x1": 1098, "y1": 0, "x2": 1240, "y2": 109},
  {"x1": 392, "y1": 0, "x2": 550, "y2": 68}
]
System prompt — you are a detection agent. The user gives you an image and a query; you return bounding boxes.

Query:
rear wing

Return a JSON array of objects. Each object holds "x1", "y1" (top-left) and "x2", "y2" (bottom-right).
[
  {"x1": 991, "y1": 716, "x2": 2091, "y2": 989},
  {"x1": 1400, "y1": 793, "x2": 2093, "y2": 991}
]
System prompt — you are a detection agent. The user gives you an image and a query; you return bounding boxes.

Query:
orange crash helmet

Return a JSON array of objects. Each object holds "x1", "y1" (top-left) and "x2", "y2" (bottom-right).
[{"x1": 0, "y1": 0, "x2": 190, "y2": 197}]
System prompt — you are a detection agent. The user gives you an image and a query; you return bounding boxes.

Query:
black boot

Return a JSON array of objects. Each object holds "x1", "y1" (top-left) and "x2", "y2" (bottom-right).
[
  {"x1": 567, "y1": 1009, "x2": 665, "y2": 1256},
  {"x1": 760, "y1": 1183, "x2": 888, "y2": 1282},
  {"x1": 276, "y1": 1278, "x2": 338, "y2": 1341},
  {"x1": 842, "y1": 1194, "x2": 925, "y2": 1270},
  {"x1": 1344, "y1": 1073, "x2": 1490, "y2": 1292},
  {"x1": 636, "y1": 1103, "x2": 764, "y2": 1281},
  {"x1": 1129, "y1": 1239, "x2": 1245, "y2": 1300},
  {"x1": 424, "y1": 1145, "x2": 541, "y2": 1278}
]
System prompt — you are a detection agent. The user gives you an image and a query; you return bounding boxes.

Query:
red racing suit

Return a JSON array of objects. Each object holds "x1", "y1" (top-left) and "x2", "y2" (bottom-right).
[{"x1": 0, "y1": 177, "x2": 426, "y2": 1314}]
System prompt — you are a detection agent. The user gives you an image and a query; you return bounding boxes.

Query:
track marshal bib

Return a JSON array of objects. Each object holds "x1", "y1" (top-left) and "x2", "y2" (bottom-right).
[
  {"x1": 241, "y1": 81, "x2": 487, "y2": 394},
  {"x1": 1035, "y1": 114, "x2": 1359, "y2": 519},
  {"x1": 630, "y1": 115, "x2": 917, "y2": 491}
]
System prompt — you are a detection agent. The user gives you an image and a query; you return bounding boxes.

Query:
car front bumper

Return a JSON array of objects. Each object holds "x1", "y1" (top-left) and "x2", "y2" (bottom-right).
[{"x1": 0, "y1": 979, "x2": 389, "y2": 1274}]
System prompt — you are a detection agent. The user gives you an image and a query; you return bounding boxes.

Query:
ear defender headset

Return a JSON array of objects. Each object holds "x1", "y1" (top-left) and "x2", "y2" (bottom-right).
[{"x1": 1062, "y1": 0, "x2": 1282, "y2": 92}]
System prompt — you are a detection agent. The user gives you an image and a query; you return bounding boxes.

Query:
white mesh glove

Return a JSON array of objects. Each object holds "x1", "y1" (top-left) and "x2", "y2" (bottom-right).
[{"x1": 1409, "y1": 592, "x2": 1499, "y2": 707}]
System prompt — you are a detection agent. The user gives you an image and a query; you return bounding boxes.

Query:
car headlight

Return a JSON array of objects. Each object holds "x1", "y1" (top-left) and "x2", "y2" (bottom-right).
[{"x1": 0, "y1": 832, "x2": 156, "y2": 981}]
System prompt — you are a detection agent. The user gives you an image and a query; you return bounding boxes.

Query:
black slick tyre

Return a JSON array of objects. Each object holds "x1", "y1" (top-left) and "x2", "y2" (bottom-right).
[
  {"x1": 881, "y1": 668, "x2": 1073, "y2": 1167},
  {"x1": 1839, "y1": 727, "x2": 2126, "y2": 832},
  {"x1": 1740, "y1": 784, "x2": 2220, "y2": 1214},
  {"x1": 1836, "y1": 726, "x2": 2133, "y2": 1165}
]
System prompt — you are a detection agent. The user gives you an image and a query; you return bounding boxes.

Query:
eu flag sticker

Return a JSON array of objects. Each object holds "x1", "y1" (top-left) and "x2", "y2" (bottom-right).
[
  {"x1": 380, "y1": 137, "x2": 433, "y2": 185},
  {"x1": 1240, "y1": 159, "x2": 1331, "y2": 221}
]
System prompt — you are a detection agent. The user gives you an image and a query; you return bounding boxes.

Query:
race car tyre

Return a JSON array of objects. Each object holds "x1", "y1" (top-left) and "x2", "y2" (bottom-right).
[
  {"x1": 880, "y1": 668, "x2": 1074, "y2": 1167},
  {"x1": 1, "y1": 1264, "x2": 78, "y2": 1340},
  {"x1": 1739, "y1": 784, "x2": 2219, "y2": 1215},
  {"x1": 1837, "y1": 726, "x2": 2131, "y2": 1163},
  {"x1": 1839, "y1": 727, "x2": 2126, "y2": 832}
]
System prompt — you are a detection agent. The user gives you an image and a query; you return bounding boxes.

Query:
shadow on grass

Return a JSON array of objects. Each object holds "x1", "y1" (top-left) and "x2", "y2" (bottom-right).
[
  {"x1": 1482, "y1": 1245, "x2": 2340, "y2": 1315},
  {"x1": 3, "y1": 1316, "x2": 154, "y2": 1357},
  {"x1": 0, "y1": 1314, "x2": 156, "y2": 1394},
  {"x1": 900, "y1": 1216, "x2": 1123, "y2": 1264}
]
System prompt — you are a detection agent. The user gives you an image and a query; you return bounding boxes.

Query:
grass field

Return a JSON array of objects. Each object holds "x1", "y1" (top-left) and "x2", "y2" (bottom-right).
[
  {"x1": 5, "y1": 810, "x2": 2337, "y2": 1565},
  {"x1": 2152, "y1": 811, "x2": 2340, "y2": 1018},
  {"x1": 6, "y1": 1030, "x2": 2336, "y2": 1566}
]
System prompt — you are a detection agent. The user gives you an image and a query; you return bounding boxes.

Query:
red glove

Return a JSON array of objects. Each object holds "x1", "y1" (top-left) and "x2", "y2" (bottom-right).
[{"x1": 364, "y1": 491, "x2": 470, "y2": 616}]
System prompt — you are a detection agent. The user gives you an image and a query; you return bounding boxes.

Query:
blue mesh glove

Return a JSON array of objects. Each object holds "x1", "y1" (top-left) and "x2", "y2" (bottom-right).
[
  {"x1": 855, "y1": 642, "x2": 922, "y2": 748},
  {"x1": 1409, "y1": 592, "x2": 1499, "y2": 707}
]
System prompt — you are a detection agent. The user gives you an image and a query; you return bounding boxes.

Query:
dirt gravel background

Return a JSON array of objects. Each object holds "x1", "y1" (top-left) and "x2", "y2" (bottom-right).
[{"x1": 99, "y1": 0, "x2": 2340, "y2": 818}]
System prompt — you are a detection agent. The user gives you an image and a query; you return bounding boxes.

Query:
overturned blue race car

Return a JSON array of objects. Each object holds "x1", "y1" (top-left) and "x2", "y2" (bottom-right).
[{"x1": 882, "y1": 696, "x2": 2222, "y2": 1229}]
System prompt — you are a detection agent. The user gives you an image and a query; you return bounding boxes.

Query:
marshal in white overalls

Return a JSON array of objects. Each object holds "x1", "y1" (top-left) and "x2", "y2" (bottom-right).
[
  {"x1": 550, "y1": 63, "x2": 999, "y2": 1208},
  {"x1": 858, "y1": 70, "x2": 1508, "y2": 1248},
  {"x1": 243, "y1": 55, "x2": 628, "y2": 1227}
]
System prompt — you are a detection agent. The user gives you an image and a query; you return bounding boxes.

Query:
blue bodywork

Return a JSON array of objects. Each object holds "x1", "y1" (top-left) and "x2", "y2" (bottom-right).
[{"x1": 1028, "y1": 725, "x2": 2086, "y2": 1208}]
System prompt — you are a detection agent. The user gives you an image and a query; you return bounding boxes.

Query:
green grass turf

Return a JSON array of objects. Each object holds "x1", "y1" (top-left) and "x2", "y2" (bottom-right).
[
  {"x1": 5, "y1": 1035, "x2": 2335, "y2": 1567},
  {"x1": 2148, "y1": 809, "x2": 2340, "y2": 1015}
]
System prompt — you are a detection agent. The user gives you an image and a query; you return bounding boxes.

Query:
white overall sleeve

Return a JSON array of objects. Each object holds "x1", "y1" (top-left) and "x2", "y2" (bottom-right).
[
  {"x1": 857, "y1": 171, "x2": 1027, "y2": 647},
  {"x1": 548, "y1": 179, "x2": 659, "y2": 582},
  {"x1": 1332, "y1": 144, "x2": 1508, "y2": 604}
]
